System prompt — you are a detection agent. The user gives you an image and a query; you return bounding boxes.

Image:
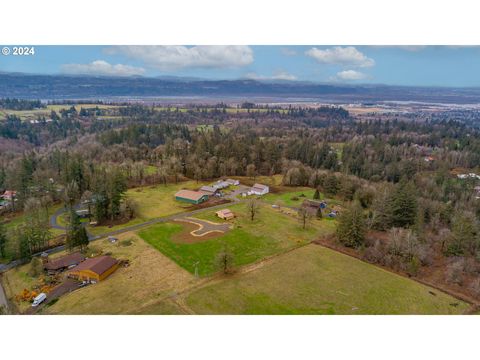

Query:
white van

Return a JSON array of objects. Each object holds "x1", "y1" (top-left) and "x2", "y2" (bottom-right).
[{"x1": 32, "y1": 293, "x2": 47, "y2": 307}]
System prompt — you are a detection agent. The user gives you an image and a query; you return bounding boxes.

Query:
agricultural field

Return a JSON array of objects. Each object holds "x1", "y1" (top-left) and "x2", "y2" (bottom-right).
[
  {"x1": 0, "y1": 103, "x2": 120, "y2": 121},
  {"x1": 185, "y1": 244, "x2": 470, "y2": 315},
  {"x1": 137, "y1": 202, "x2": 336, "y2": 276}
]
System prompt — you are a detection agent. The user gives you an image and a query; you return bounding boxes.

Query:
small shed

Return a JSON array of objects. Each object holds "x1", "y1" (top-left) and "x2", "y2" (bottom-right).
[
  {"x1": 216, "y1": 209, "x2": 235, "y2": 220},
  {"x1": 67, "y1": 255, "x2": 119, "y2": 282},
  {"x1": 175, "y1": 190, "x2": 209, "y2": 204}
]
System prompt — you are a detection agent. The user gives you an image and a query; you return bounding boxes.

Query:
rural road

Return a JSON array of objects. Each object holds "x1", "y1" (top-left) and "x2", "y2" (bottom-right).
[
  {"x1": 0, "y1": 275, "x2": 8, "y2": 312},
  {"x1": 0, "y1": 191, "x2": 244, "y2": 274}
]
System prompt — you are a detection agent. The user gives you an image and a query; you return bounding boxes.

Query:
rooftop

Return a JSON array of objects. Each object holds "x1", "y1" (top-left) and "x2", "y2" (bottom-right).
[
  {"x1": 175, "y1": 189, "x2": 208, "y2": 201},
  {"x1": 68, "y1": 255, "x2": 118, "y2": 276},
  {"x1": 44, "y1": 252, "x2": 86, "y2": 271}
]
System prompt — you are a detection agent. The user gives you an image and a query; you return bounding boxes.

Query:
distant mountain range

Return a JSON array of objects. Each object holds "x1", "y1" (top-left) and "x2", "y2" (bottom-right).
[{"x1": 2, "y1": 72, "x2": 480, "y2": 104}]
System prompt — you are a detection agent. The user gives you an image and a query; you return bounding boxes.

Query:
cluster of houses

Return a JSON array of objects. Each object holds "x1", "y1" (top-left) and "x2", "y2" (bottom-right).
[
  {"x1": 41, "y1": 252, "x2": 119, "y2": 283},
  {"x1": 175, "y1": 179, "x2": 271, "y2": 205},
  {"x1": 175, "y1": 178, "x2": 240, "y2": 205},
  {"x1": 457, "y1": 173, "x2": 480, "y2": 180}
]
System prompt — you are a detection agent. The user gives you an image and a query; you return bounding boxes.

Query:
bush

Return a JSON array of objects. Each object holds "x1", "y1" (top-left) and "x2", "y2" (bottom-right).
[
  {"x1": 28, "y1": 257, "x2": 43, "y2": 277},
  {"x1": 445, "y1": 260, "x2": 465, "y2": 286},
  {"x1": 469, "y1": 278, "x2": 480, "y2": 297}
]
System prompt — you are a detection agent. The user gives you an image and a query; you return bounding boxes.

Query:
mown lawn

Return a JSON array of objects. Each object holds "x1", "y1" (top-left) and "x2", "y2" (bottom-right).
[
  {"x1": 86, "y1": 180, "x2": 210, "y2": 235},
  {"x1": 186, "y1": 244, "x2": 470, "y2": 315},
  {"x1": 137, "y1": 203, "x2": 335, "y2": 276},
  {"x1": 262, "y1": 188, "x2": 318, "y2": 207},
  {"x1": 125, "y1": 180, "x2": 210, "y2": 219}
]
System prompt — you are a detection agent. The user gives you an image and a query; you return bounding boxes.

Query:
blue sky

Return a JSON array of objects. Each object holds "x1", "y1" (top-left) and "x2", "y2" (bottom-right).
[{"x1": 1, "y1": 45, "x2": 480, "y2": 87}]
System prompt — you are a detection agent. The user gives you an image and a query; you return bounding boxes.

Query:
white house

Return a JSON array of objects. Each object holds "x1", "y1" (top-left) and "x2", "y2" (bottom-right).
[
  {"x1": 248, "y1": 183, "x2": 269, "y2": 196},
  {"x1": 225, "y1": 179, "x2": 240, "y2": 186},
  {"x1": 212, "y1": 180, "x2": 230, "y2": 190}
]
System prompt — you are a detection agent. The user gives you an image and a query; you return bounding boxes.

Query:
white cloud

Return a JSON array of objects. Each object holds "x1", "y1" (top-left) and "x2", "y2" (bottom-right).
[
  {"x1": 280, "y1": 47, "x2": 297, "y2": 56},
  {"x1": 245, "y1": 71, "x2": 297, "y2": 81},
  {"x1": 305, "y1": 46, "x2": 375, "y2": 67},
  {"x1": 105, "y1": 45, "x2": 254, "y2": 70},
  {"x1": 62, "y1": 60, "x2": 145, "y2": 76},
  {"x1": 334, "y1": 70, "x2": 367, "y2": 81}
]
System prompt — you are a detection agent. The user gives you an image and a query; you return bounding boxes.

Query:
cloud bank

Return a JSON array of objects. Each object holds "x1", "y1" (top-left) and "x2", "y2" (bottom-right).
[
  {"x1": 105, "y1": 45, "x2": 254, "y2": 70},
  {"x1": 245, "y1": 71, "x2": 297, "y2": 81},
  {"x1": 62, "y1": 60, "x2": 145, "y2": 76}
]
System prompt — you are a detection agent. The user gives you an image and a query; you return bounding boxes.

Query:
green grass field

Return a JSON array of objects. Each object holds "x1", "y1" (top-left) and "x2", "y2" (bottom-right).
[
  {"x1": 262, "y1": 188, "x2": 318, "y2": 207},
  {"x1": 87, "y1": 180, "x2": 209, "y2": 235},
  {"x1": 0, "y1": 104, "x2": 121, "y2": 121},
  {"x1": 186, "y1": 244, "x2": 470, "y2": 315},
  {"x1": 137, "y1": 202, "x2": 335, "y2": 276}
]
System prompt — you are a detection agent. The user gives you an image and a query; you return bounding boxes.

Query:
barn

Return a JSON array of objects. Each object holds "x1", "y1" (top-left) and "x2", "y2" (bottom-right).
[
  {"x1": 67, "y1": 255, "x2": 119, "y2": 282},
  {"x1": 175, "y1": 190, "x2": 209, "y2": 204}
]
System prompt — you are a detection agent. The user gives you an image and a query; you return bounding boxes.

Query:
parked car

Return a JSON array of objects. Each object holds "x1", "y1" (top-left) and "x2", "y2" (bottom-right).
[{"x1": 32, "y1": 293, "x2": 47, "y2": 307}]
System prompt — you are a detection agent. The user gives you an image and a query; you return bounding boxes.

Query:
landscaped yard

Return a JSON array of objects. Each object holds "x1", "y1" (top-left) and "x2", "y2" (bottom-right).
[
  {"x1": 137, "y1": 202, "x2": 336, "y2": 276},
  {"x1": 185, "y1": 244, "x2": 470, "y2": 315}
]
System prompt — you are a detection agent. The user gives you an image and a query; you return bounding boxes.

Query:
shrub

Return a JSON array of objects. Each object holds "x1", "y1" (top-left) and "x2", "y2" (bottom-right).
[{"x1": 445, "y1": 260, "x2": 465, "y2": 286}]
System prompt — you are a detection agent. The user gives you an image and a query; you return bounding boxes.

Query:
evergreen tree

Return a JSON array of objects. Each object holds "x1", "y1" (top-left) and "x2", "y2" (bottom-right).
[
  {"x1": 66, "y1": 209, "x2": 88, "y2": 251},
  {"x1": 388, "y1": 179, "x2": 418, "y2": 228},
  {"x1": 336, "y1": 201, "x2": 366, "y2": 248},
  {"x1": 0, "y1": 222, "x2": 7, "y2": 258},
  {"x1": 313, "y1": 188, "x2": 320, "y2": 200},
  {"x1": 446, "y1": 213, "x2": 478, "y2": 256}
]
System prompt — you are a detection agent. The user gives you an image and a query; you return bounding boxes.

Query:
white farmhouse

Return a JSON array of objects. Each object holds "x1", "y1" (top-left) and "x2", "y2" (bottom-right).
[{"x1": 248, "y1": 183, "x2": 269, "y2": 196}]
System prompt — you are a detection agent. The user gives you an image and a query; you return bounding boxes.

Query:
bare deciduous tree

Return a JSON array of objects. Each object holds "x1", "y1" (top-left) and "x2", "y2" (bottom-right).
[{"x1": 247, "y1": 198, "x2": 260, "y2": 221}]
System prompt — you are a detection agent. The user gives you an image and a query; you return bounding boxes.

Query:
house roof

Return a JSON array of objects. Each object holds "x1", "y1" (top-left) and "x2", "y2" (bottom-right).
[
  {"x1": 1, "y1": 190, "x2": 16, "y2": 198},
  {"x1": 175, "y1": 189, "x2": 208, "y2": 201},
  {"x1": 216, "y1": 209, "x2": 233, "y2": 216},
  {"x1": 44, "y1": 252, "x2": 86, "y2": 270},
  {"x1": 199, "y1": 186, "x2": 217, "y2": 193},
  {"x1": 68, "y1": 255, "x2": 118, "y2": 276},
  {"x1": 252, "y1": 183, "x2": 268, "y2": 190},
  {"x1": 225, "y1": 179, "x2": 238, "y2": 184}
]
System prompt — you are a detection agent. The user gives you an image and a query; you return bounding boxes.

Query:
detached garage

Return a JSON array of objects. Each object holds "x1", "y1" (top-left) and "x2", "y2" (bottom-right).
[{"x1": 67, "y1": 255, "x2": 119, "y2": 282}]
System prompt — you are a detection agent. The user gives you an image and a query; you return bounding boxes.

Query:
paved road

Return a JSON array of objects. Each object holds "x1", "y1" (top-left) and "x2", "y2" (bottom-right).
[
  {"x1": 1, "y1": 194, "x2": 242, "y2": 274},
  {"x1": 0, "y1": 275, "x2": 8, "y2": 313}
]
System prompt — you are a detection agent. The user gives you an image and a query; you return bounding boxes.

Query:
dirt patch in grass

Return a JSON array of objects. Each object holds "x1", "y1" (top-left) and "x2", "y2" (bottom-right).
[{"x1": 171, "y1": 220, "x2": 224, "y2": 243}]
